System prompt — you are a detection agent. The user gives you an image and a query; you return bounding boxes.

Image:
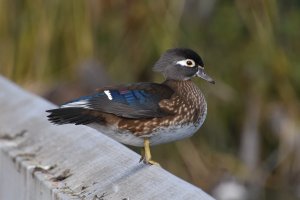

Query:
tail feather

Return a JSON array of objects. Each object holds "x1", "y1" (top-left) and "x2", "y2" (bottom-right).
[{"x1": 46, "y1": 108, "x2": 100, "y2": 125}]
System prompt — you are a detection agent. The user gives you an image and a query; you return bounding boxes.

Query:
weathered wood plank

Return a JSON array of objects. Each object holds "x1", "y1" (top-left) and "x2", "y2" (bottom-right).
[{"x1": 0, "y1": 76, "x2": 214, "y2": 200}]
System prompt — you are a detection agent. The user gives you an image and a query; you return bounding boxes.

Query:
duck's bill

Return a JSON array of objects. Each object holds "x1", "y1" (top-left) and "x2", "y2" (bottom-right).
[{"x1": 196, "y1": 67, "x2": 215, "y2": 84}]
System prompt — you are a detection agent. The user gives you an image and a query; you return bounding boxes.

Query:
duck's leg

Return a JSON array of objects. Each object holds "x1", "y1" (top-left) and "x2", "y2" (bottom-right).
[{"x1": 141, "y1": 138, "x2": 160, "y2": 166}]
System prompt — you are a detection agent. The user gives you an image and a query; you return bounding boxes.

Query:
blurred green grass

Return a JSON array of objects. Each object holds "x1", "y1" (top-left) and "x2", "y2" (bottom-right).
[{"x1": 1, "y1": 0, "x2": 300, "y2": 199}]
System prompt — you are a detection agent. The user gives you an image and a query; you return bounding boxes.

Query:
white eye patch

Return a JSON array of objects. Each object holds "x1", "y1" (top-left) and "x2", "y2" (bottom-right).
[{"x1": 176, "y1": 59, "x2": 196, "y2": 67}]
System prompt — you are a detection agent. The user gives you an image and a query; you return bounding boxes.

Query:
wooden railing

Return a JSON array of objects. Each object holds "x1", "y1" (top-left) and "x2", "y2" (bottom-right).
[{"x1": 0, "y1": 76, "x2": 214, "y2": 200}]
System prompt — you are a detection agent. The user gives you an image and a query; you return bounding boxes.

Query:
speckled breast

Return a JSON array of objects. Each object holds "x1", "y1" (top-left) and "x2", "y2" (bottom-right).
[{"x1": 113, "y1": 80, "x2": 208, "y2": 146}]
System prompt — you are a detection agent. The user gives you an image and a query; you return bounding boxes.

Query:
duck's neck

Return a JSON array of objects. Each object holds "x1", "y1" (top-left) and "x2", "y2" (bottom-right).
[{"x1": 163, "y1": 79, "x2": 202, "y2": 97}]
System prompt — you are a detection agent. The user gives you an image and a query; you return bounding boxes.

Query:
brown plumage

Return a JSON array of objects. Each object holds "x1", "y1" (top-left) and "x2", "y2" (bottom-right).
[
  {"x1": 46, "y1": 48, "x2": 214, "y2": 164},
  {"x1": 117, "y1": 80, "x2": 206, "y2": 136}
]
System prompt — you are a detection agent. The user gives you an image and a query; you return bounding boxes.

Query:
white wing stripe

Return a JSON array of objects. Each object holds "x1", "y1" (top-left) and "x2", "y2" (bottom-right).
[
  {"x1": 104, "y1": 90, "x2": 113, "y2": 100},
  {"x1": 61, "y1": 100, "x2": 90, "y2": 109}
]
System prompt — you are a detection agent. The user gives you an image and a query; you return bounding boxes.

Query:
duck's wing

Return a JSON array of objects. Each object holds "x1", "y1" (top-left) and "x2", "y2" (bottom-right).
[{"x1": 46, "y1": 83, "x2": 174, "y2": 125}]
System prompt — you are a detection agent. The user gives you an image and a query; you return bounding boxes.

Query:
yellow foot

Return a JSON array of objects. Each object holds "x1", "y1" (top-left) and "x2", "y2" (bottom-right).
[
  {"x1": 144, "y1": 159, "x2": 160, "y2": 166},
  {"x1": 139, "y1": 138, "x2": 160, "y2": 166}
]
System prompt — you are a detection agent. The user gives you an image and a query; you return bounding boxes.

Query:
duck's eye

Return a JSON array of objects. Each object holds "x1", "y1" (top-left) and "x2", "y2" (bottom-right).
[
  {"x1": 186, "y1": 60, "x2": 193, "y2": 66},
  {"x1": 176, "y1": 59, "x2": 195, "y2": 67}
]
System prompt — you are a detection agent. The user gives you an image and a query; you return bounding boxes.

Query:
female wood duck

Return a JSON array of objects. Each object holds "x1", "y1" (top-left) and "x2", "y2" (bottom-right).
[{"x1": 47, "y1": 48, "x2": 214, "y2": 165}]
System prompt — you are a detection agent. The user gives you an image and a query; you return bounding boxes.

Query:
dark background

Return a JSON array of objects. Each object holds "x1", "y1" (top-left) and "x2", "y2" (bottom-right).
[{"x1": 1, "y1": 1, "x2": 300, "y2": 199}]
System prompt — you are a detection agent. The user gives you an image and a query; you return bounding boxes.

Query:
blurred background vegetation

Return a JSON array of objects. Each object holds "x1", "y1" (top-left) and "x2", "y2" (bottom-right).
[{"x1": 1, "y1": 0, "x2": 300, "y2": 199}]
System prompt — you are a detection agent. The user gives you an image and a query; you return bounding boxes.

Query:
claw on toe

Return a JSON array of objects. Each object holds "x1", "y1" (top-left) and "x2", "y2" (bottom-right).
[
  {"x1": 145, "y1": 159, "x2": 160, "y2": 166},
  {"x1": 139, "y1": 155, "x2": 160, "y2": 166}
]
